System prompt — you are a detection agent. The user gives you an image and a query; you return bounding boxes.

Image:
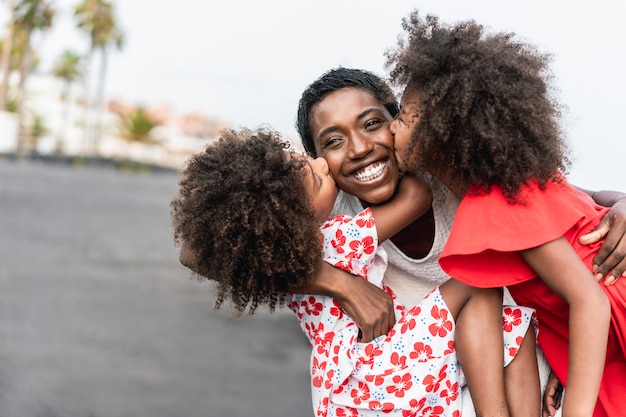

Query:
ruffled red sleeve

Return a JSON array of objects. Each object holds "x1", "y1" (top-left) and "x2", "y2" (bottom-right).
[{"x1": 439, "y1": 180, "x2": 602, "y2": 287}]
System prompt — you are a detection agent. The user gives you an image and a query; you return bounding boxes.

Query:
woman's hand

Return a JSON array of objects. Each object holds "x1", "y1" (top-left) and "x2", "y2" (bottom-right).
[
  {"x1": 332, "y1": 272, "x2": 396, "y2": 342},
  {"x1": 542, "y1": 370, "x2": 563, "y2": 417},
  {"x1": 578, "y1": 193, "x2": 626, "y2": 285},
  {"x1": 298, "y1": 262, "x2": 395, "y2": 342}
]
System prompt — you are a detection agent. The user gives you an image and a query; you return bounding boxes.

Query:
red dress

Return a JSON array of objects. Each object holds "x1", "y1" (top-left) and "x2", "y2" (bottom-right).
[{"x1": 439, "y1": 179, "x2": 626, "y2": 417}]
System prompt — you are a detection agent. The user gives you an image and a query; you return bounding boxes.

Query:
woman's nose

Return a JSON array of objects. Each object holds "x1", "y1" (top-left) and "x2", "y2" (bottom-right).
[{"x1": 348, "y1": 134, "x2": 373, "y2": 158}]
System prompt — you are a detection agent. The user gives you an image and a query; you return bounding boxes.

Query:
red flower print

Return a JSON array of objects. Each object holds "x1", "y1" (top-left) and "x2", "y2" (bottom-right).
[
  {"x1": 385, "y1": 372, "x2": 412, "y2": 397},
  {"x1": 407, "y1": 305, "x2": 421, "y2": 316},
  {"x1": 329, "y1": 299, "x2": 344, "y2": 318},
  {"x1": 349, "y1": 236, "x2": 376, "y2": 259},
  {"x1": 336, "y1": 407, "x2": 358, "y2": 417},
  {"x1": 453, "y1": 411, "x2": 461, "y2": 417},
  {"x1": 444, "y1": 340, "x2": 455, "y2": 355},
  {"x1": 315, "y1": 331, "x2": 335, "y2": 356},
  {"x1": 316, "y1": 396, "x2": 329, "y2": 417},
  {"x1": 324, "y1": 369, "x2": 334, "y2": 389},
  {"x1": 390, "y1": 352, "x2": 407, "y2": 371},
  {"x1": 305, "y1": 321, "x2": 324, "y2": 341},
  {"x1": 350, "y1": 381, "x2": 370, "y2": 405},
  {"x1": 402, "y1": 398, "x2": 426, "y2": 417},
  {"x1": 423, "y1": 364, "x2": 448, "y2": 393},
  {"x1": 311, "y1": 357, "x2": 327, "y2": 388},
  {"x1": 409, "y1": 342, "x2": 434, "y2": 362},
  {"x1": 429, "y1": 305, "x2": 453, "y2": 337},
  {"x1": 503, "y1": 307, "x2": 523, "y2": 332},
  {"x1": 355, "y1": 210, "x2": 375, "y2": 228},
  {"x1": 364, "y1": 373, "x2": 386, "y2": 386},
  {"x1": 332, "y1": 344, "x2": 341, "y2": 365},
  {"x1": 303, "y1": 296, "x2": 324, "y2": 316},
  {"x1": 421, "y1": 405, "x2": 444, "y2": 417},
  {"x1": 331, "y1": 229, "x2": 347, "y2": 254},
  {"x1": 439, "y1": 379, "x2": 459, "y2": 405},
  {"x1": 508, "y1": 335, "x2": 524, "y2": 357},
  {"x1": 360, "y1": 344, "x2": 383, "y2": 367},
  {"x1": 368, "y1": 401, "x2": 395, "y2": 413},
  {"x1": 400, "y1": 316, "x2": 416, "y2": 333}
]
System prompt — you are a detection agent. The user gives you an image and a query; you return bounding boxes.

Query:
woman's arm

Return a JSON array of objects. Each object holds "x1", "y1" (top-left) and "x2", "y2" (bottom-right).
[
  {"x1": 294, "y1": 262, "x2": 396, "y2": 342},
  {"x1": 578, "y1": 187, "x2": 626, "y2": 284},
  {"x1": 179, "y1": 241, "x2": 397, "y2": 343},
  {"x1": 521, "y1": 237, "x2": 610, "y2": 417}
]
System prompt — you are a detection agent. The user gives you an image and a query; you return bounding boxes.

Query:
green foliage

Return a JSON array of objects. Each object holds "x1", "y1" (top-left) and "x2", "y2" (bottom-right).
[
  {"x1": 29, "y1": 113, "x2": 48, "y2": 139},
  {"x1": 74, "y1": 0, "x2": 124, "y2": 51},
  {"x1": 52, "y1": 50, "x2": 82, "y2": 83},
  {"x1": 118, "y1": 107, "x2": 161, "y2": 144}
]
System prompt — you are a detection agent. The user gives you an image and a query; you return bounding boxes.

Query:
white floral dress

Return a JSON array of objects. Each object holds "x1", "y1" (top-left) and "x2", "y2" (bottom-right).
[{"x1": 287, "y1": 208, "x2": 535, "y2": 417}]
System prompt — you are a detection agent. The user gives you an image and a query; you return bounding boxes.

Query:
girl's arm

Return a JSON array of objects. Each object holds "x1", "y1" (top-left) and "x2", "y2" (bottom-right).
[
  {"x1": 296, "y1": 172, "x2": 433, "y2": 342},
  {"x1": 577, "y1": 187, "x2": 626, "y2": 283},
  {"x1": 369, "y1": 172, "x2": 433, "y2": 242},
  {"x1": 521, "y1": 237, "x2": 610, "y2": 417}
]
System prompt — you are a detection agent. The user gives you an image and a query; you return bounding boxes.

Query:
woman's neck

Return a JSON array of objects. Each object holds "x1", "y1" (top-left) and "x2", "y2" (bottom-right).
[{"x1": 389, "y1": 207, "x2": 436, "y2": 259}]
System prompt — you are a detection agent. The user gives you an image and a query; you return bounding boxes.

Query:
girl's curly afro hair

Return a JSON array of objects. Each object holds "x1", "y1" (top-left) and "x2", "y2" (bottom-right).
[
  {"x1": 170, "y1": 127, "x2": 322, "y2": 314},
  {"x1": 386, "y1": 11, "x2": 570, "y2": 200}
]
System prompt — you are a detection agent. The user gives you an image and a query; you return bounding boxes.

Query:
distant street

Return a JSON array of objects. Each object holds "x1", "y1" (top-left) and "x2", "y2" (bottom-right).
[{"x1": 0, "y1": 159, "x2": 312, "y2": 417}]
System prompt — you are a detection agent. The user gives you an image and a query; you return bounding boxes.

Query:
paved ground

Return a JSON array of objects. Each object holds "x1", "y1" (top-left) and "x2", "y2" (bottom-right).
[{"x1": 0, "y1": 159, "x2": 313, "y2": 417}]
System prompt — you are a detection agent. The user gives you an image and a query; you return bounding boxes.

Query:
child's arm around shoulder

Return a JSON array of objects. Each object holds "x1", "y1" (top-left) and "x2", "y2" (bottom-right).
[{"x1": 370, "y1": 172, "x2": 433, "y2": 243}]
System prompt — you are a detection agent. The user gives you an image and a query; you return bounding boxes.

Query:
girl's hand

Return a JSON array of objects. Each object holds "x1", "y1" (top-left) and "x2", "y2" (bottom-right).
[
  {"x1": 578, "y1": 196, "x2": 626, "y2": 285},
  {"x1": 542, "y1": 370, "x2": 563, "y2": 417}
]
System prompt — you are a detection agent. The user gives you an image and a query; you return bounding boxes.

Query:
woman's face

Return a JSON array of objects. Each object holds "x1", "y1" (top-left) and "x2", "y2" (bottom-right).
[
  {"x1": 390, "y1": 88, "x2": 422, "y2": 173},
  {"x1": 309, "y1": 87, "x2": 400, "y2": 205}
]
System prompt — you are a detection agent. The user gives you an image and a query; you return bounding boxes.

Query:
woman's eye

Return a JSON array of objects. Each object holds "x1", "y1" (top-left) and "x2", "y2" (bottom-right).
[
  {"x1": 364, "y1": 119, "x2": 382, "y2": 129},
  {"x1": 323, "y1": 136, "x2": 342, "y2": 148}
]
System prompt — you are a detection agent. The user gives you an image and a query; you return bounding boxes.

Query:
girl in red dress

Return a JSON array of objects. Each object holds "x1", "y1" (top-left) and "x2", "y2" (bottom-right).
[{"x1": 387, "y1": 10, "x2": 626, "y2": 417}]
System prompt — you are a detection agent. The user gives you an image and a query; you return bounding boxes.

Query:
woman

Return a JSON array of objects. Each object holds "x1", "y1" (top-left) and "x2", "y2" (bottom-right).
[
  {"x1": 295, "y1": 67, "x2": 626, "y2": 341},
  {"x1": 292, "y1": 67, "x2": 626, "y2": 416}
]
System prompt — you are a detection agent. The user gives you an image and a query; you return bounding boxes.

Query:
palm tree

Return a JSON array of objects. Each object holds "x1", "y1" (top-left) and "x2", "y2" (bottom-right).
[
  {"x1": 52, "y1": 49, "x2": 82, "y2": 153},
  {"x1": 74, "y1": 0, "x2": 124, "y2": 154},
  {"x1": 117, "y1": 106, "x2": 161, "y2": 145},
  {"x1": 11, "y1": 0, "x2": 55, "y2": 153}
]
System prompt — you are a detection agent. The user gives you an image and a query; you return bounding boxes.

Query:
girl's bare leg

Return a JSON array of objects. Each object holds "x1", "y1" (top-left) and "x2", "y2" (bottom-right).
[
  {"x1": 440, "y1": 279, "x2": 540, "y2": 417},
  {"x1": 504, "y1": 325, "x2": 541, "y2": 417}
]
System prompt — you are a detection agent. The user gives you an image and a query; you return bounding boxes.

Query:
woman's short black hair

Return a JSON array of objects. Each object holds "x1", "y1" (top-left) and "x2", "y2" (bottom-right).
[{"x1": 296, "y1": 67, "x2": 399, "y2": 156}]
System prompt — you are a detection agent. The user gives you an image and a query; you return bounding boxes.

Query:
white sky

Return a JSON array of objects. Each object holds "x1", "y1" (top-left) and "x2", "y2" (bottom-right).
[{"x1": 5, "y1": 0, "x2": 626, "y2": 190}]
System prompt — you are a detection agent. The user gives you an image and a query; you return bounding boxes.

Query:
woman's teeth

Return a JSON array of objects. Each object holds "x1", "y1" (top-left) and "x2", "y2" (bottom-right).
[{"x1": 353, "y1": 161, "x2": 387, "y2": 182}]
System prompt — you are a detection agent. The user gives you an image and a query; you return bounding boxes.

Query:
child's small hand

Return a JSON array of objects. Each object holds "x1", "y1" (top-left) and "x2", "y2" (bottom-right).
[{"x1": 542, "y1": 370, "x2": 563, "y2": 417}]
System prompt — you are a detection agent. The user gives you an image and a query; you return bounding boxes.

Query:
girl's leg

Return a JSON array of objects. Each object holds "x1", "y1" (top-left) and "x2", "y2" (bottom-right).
[
  {"x1": 504, "y1": 324, "x2": 541, "y2": 417},
  {"x1": 439, "y1": 279, "x2": 540, "y2": 417}
]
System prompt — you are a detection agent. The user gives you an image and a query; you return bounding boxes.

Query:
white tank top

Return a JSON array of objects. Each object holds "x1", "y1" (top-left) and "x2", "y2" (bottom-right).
[{"x1": 331, "y1": 176, "x2": 459, "y2": 307}]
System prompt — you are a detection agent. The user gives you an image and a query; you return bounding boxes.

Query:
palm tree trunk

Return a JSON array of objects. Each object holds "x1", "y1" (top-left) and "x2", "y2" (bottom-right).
[
  {"x1": 15, "y1": 35, "x2": 31, "y2": 155},
  {"x1": 92, "y1": 46, "x2": 108, "y2": 156},
  {"x1": 81, "y1": 49, "x2": 93, "y2": 155},
  {"x1": 0, "y1": 0, "x2": 16, "y2": 111}
]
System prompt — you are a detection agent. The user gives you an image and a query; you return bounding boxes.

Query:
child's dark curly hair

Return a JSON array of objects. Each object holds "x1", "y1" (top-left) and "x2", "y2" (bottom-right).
[
  {"x1": 386, "y1": 11, "x2": 570, "y2": 200},
  {"x1": 170, "y1": 127, "x2": 322, "y2": 314}
]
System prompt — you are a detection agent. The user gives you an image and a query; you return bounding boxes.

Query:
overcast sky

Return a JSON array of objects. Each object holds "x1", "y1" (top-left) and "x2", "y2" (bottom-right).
[{"x1": 6, "y1": 0, "x2": 626, "y2": 190}]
